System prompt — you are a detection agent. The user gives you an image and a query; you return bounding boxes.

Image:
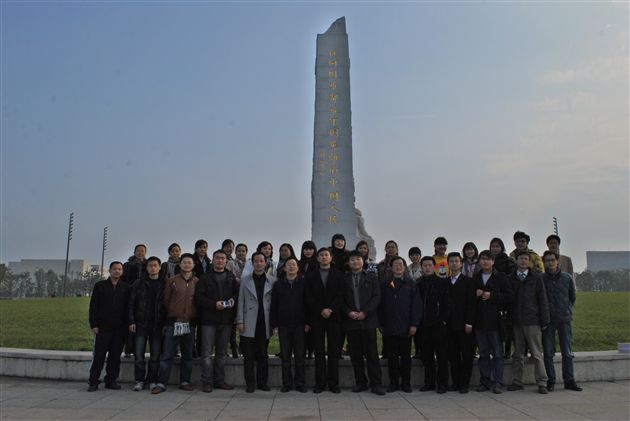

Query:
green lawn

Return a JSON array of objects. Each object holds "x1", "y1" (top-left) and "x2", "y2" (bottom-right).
[{"x1": 1, "y1": 292, "x2": 628, "y2": 352}]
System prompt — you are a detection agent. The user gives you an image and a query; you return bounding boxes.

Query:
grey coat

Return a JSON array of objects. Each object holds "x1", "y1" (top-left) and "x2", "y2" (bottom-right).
[{"x1": 236, "y1": 272, "x2": 276, "y2": 339}]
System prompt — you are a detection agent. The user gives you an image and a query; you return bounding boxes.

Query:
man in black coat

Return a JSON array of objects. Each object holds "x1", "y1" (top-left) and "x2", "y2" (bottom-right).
[
  {"x1": 507, "y1": 250, "x2": 550, "y2": 394},
  {"x1": 342, "y1": 251, "x2": 385, "y2": 395},
  {"x1": 304, "y1": 247, "x2": 344, "y2": 393},
  {"x1": 418, "y1": 256, "x2": 450, "y2": 393},
  {"x1": 444, "y1": 252, "x2": 476, "y2": 393},
  {"x1": 473, "y1": 250, "x2": 513, "y2": 394},
  {"x1": 128, "y1": 256, "x2": 164, "y2": 392},
  {"x1": 194, "y1": 250, "x2": 239, "y2": 392},
  {"x1": 88, "y1": 261, "x2": 131, "y2": 391}
]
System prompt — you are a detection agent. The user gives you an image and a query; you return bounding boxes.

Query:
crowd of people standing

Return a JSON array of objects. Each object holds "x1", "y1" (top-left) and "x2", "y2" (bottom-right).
[{"x1": 88, "y1": 231, "x2": 582, "y2": 397}]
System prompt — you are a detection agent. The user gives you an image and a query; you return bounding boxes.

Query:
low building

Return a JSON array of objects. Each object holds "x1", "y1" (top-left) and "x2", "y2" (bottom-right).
[{"x1": 586, "y1": 251, "x2": 630, "y2": 272}]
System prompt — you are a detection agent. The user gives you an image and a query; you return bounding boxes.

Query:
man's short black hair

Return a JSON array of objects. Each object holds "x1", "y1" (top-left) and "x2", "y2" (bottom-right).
[
  {"x1": 213, "y1": 249, "x2": 228, "y2": 258},
  {"x1": 546, "y1": 234, "x2": 561, "y2": 245},
  {"x1": 251, "y1": 251, "x2": 265, "y2": 262},
  {"x1": 146, "y1": 256, "x2": 162, "y2": 266},
  {"x1": 317, "y1": 247, "x2": 331, "y2": 256},
  {"x1": 348, "y1": 250, "x2": 364, "y2": 260},
  {"x1": 543, "y1": 250, "x2": 559, "y2": 261},
  {"x1": 235, "y1": 243, "x2": 248, "y2": 252},
  {"x1": 109, "y1": 261, "x2": 123, "y2": 270},
  {"x1": 478, "y1": 250, "x2": 495, "y2": 260},
  {"x1": 513, "y1": 231, "x2": 530, "y2": 242},
  {"x1": 134, "y1": 244, "x2": 147, "y2": 252},
  {"x1": 408, "y1": 247, "x2": 422, "y2": 257},
  {"x1": 180, "y1": 253, "x2": 195, "y2": 262},
  {"x1": 389, "y1": 256, "x2": 407, "y2": 267},
  {"x1": 447, "y1": 252, "x2": 462, "y2": 262},
  {"x1": 420, "y1": 256, "x2": 436, "y2": 265},
  {"x1": 514, "y1": 250, "x2": 530, "y2": 259},
  {"x1": 434, "y1": 237, "x2": 448, "y2": 246}
]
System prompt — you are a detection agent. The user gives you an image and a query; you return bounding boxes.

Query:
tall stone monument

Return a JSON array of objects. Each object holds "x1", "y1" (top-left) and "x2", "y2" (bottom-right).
[{"x1": 311, "y1": 17, "x2": 375, "y2": 257}]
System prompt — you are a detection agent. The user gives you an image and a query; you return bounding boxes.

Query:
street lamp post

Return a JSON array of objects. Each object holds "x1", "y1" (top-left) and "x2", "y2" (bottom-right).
[
  {"x1": 62, "y1": 212, "x2": 74, "y2": 297},
  {"x1": 100, "y1": 227, "x2": 108, "y2": 278}
]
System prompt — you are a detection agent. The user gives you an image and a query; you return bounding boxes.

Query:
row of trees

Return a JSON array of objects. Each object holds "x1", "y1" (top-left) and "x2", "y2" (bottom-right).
[
  {"x1": 0, "y1": 267, "x2": 628, "y2": 298},
  {"x1": 575, "y1": 270, "x2": 630, "y2": 292},
  {"x1": 0, "y1": 266, "x2": 102, "y2": 298}
]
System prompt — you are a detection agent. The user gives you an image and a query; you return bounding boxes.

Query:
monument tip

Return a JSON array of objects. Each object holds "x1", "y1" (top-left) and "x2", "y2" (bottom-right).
[{"x1": 324, "y1": 17, "x2": 346, "y2": 34}]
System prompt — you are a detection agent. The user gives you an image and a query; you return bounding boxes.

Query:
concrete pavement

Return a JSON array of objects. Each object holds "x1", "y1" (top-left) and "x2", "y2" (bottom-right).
[{"x1": 1, "y1": 377, "x2": 628, "y2": 420}]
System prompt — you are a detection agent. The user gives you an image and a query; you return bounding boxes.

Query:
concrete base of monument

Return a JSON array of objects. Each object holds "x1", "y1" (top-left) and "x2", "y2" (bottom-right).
[{"x1": 1, "y1": 347, "x2": 628, "y2": 387}]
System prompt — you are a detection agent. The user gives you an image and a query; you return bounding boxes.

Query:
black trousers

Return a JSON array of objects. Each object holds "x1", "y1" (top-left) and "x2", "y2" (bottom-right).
[
  {"x1": 311, "y1": 319, "x2": 341, "y2": 389},
  {"x1": 347, "y1": 328, "x2": 382, "y2": 388},
  {"x1": 413, "y1": 330, "x2": 422, "y2": 356},
  {"x1": 89, "y1": 328, "x2": 126, "y2": 386},
  {"x1": 446, "y1": 328, "x2": 475, "y2": 388},
  {"x1": 241, "y1": 330, "x2": 269, "y2": 388},
  {"x1": 421, "y1": 324, "x2": 448, "y2": 388},
  {"x1": 278, "y1": 326, "x2": 306, "y2": 388},
  {"x1": 386, "y1": 335, "x2": 412, "y2": 387}
]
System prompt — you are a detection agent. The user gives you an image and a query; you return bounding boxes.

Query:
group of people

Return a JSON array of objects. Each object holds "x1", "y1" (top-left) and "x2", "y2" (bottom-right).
[{"x1": 88, "y1": 231, "x2": 582, "y2": 397}]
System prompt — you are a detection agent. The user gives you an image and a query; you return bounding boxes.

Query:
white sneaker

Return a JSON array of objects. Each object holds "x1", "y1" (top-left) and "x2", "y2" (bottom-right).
[{"x1": 133, "y1": 382, "x2": 144, "y2": 391}]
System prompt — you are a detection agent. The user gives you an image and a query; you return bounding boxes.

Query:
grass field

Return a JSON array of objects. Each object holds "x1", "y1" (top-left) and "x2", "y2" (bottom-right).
[{"x1": 1, "y1": 292, "x2": 628, "y2": 352}]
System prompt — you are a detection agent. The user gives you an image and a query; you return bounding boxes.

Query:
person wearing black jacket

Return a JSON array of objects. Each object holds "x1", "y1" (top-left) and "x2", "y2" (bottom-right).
[
  {"x1": 473, "y1": 250, "x2": 513, "y2": 394},
  {"x1": 194, "y1": 250, "x2": 239, "y2": 393},
  {"x1": 418, "y1": 256, "x2": 450, "y2": 393},
  {"x1": 128, "y1": 256, "x2": 164, "y2": 392},
  {"x1": 298, "y1": 241, "x2": 317, "y2": 360},
  {"x1": 444, "y1": 252, "x2": 476, "y2": 393},
  {"x1": 342, "y1": 251, "x2": 385, "y2": 395},
  {"x1": 193, "y1": 239, "x2": 212, "y2": 277},
  {"x1": 379, "y1": 256, "x2": 421, "y2": 393},
  {"x1": 88, "y1": 261, "x2": 131, "y2": 391},
  {"x1": 507, "y1": 251, "x2": 550, "y2": 394},
  {"x1": 271, "y1": 257, "x2": 308, "y2": 393},
  {"x1": 304, "y1": 247, "x2": 344, "y2": 393},
  {"x1": 121, "y1": 244, "x2": 147, "y2": 357}
]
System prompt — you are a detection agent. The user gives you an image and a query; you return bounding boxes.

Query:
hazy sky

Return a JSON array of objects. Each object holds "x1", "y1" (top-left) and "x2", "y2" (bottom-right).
[{"x1": 1, "y1": 1, "x2": 628, "y2": 271}]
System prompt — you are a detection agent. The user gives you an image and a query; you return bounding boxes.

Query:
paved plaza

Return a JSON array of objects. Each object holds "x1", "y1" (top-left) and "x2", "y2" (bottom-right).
[{"x1": 1, "y1": 377, "x2": 628, "y2": 420}]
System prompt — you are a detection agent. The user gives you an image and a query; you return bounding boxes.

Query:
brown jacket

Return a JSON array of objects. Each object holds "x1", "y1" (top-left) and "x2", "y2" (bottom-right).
[{"x1": 163, "y1": 274, "x2": 198, "y2": 323}]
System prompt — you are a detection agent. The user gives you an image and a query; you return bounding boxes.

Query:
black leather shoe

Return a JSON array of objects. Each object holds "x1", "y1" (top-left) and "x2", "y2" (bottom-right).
[
  {"x1": 296, "y1": 386, "x2": 308, "y2": 393},
  {"x1": 437, "y1": 387, "x2": 447, "y2": 394},
  {"x1": 447, "y1": 384, "x2": 459, "y2": 392},
  {"x1": 547, "y1": 382, "x2": 555, "y2": 392},
  {"x1": 538, "y1": 385, "x2": 549, "y2": 394},
  {"x1": 352, "y1": 384, "x2": 368, "y2": 393},
  {"x1": 401, "y1": 385, "x2": 412, "y2": 393},
  {"x1": 330, "y1": 386, "x2": 341, "y2": 394},
  {"x1": 459, "y1": 387, "x2": 469, "y2": 394},
  {"x1": 492, "y1": 385, "x2": 503, "y2": 394},
  {"x1": 104, "y1": 383, "x2": 121, "y2": 390},
  {"x1": 281, "y1": 386, "x2": 291, "y2": 393},
  {"x1": 420, "y1": 385, "x2": 435, "y2": 392},
  {"x1": 313, "y1": 387, "x2": 324, "y2": 394},
  {"x1": 246, "y1": 385, "x2": 255, "y2": 393},
  {"x1": 258, "y1": 384, "x2": 271, "y2": 391},
  {"x1": 476, "y1": 384, "x2": 489, "y2": 392},
  {"x1": 564, "y1": 381, "x2": 582, "y2": 391},
  {"x1": 386, "y1": 384, "x2": 399, "y2": 393},
  {"x1": 371, "y1": 386, "x2": 386, "y2": 396},
  {"x1": 87, "y1": 384, "x2": 98, "y2": 392}
]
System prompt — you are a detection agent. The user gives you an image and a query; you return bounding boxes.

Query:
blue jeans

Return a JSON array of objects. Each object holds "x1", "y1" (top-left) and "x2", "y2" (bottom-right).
[
  {"x1": 475, "y1": 329, "x2": 504, "y2": 387},
  {"x1": 134, "y1": 330, "x2": 162, "y2": 384},
  {"x1": 543, "y1": 321, "x2": 574, "y2": 384},
  {"x1": 159, "y1": 325, "x2": 194, "y2": 386}
]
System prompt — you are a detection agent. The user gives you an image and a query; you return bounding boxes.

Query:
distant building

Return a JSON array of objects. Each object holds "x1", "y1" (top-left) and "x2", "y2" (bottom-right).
[
  {"x1": 8, "y1": 259, "x2": 90, "y2": 278},
  {"x1": 586, "y1": 251, "x2": 630, "y2": 272}
]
